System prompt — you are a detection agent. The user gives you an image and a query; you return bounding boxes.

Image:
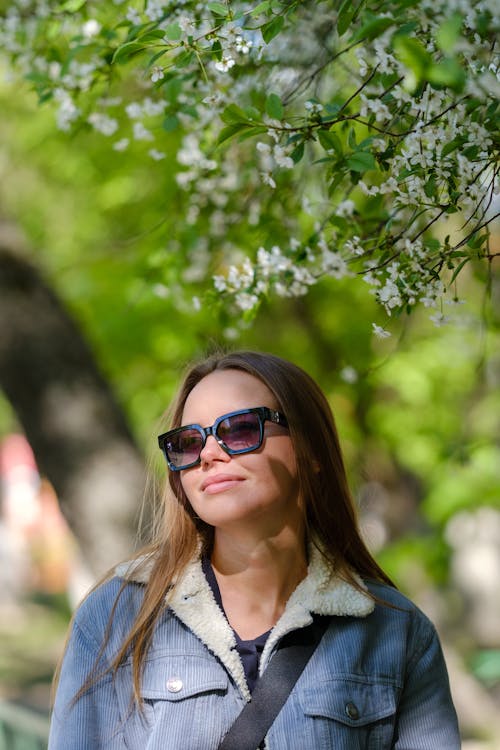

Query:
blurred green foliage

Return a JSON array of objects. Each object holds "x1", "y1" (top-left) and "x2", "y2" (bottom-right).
[{"x1": 1, "y1": 68, "x2": 498, "y2": 586}]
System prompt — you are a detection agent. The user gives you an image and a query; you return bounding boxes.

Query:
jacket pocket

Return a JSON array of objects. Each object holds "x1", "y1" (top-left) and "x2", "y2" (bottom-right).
[
  {"x1": 127, "y1": 654, "x2": 234, "y2": 750},
  {"x1": 297, "y1": 676, "x2": 398, "y2": 749},
  {"x1": 140, "y1": 653, "x2": 229, "y2": 701}
]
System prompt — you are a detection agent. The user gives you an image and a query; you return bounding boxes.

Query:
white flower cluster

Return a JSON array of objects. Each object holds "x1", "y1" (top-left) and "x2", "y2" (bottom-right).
[
  {"x1": 213, "y1": 244, "x2": 317, "y2": 313},
  {"x1": 212, "y1": 24, "x2": 254, "y2": 75},
  {"x1": 2, "y1": 0, "x2": 498, "y2": 326},
  {"x1": 256, "y1": 129, "x2": 295, "y2": 188}
]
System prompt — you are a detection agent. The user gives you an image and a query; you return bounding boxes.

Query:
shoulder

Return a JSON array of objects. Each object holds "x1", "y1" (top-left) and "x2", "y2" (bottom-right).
[
  {"x1": 72, "y1": 576, "x2": 145, "y2": 651},
  {"x1": 363, "y1": 580, "x2": 441, "y2": 645},
  {"x1": 365, "y1": 580, "x2": 417, "y2": 608},
  {"x1": 365, "y1": 580, "x2": 430, "y2": 616}
]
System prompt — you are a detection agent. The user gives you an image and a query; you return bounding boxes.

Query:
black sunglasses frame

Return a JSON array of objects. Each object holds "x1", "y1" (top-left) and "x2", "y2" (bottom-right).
[{"x1": 158, "y1": 406, "x2": 288, "y2": 471}]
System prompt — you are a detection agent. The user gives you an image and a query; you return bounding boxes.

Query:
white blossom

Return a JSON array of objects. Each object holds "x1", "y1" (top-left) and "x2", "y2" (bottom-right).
[
  {"x1": 213, "y1": 275, "x2": 227, "y2": 292},
  {"x1": 113, "y1": 138, "x2": 129, "y2": 151},
  {"x1": 149, "y1": 149, "x2": 166, "y2": 160},
  {"x1": 54, "y1": 89, "x2": 80, "y2": 131},
  {"x1": 372, "y1": 323, "x2": 392, "y2": 339},
  {"x1": 87, "y1": 112, "x2": 118, "y2": 136},
  {"x1": 235, "y1": 292, "x2": 259, "y2": 311},
  {"x1": 321, "y1": 251, "x2": 349, "y2": 279},
  {"x1": 235, "y1": 35, "x2": 252, "y2": 54},
  {"x1": 305, "y1": 100, "x2": 323, "y2": 113},
  {"x1": 336, "y1": 200, "x2": 355, "y2": 217},
  {"x1": 261, "y1": 172, "x2": 276, "y2": 189},
  {"x1": 214, "y1": 56, "x2": 236, "y2": 73},
  {"x1": 133, "y1": 122, "x2": 154, "y2": 141},
  {"x1": 340, "y1": 366, "x2": 359, "y2": 384},
  {"x1": 178, "y1": 15, "x2": 196, "y2": 35},
  {"x1": 82, "y1": 19, "x2": 101, "y2": 38},
  {"x1": 125, "y1": 7, "x2": 142, "y2": 24},
  {"x1": 152, "y1": 283, "x2": 169, "y2": 298},
  {"x1": 273, "y1": 145, "x2": 294, "y2": 169},
  {"x1": 125, "y1": 103, "x2": 143, "y2": 120},
  {"x1": 151, "y1": 66, "x2": 164, "y2": 83},
  {"x1": 429, "y1": 312, "x2": 450, "y2": 327}
]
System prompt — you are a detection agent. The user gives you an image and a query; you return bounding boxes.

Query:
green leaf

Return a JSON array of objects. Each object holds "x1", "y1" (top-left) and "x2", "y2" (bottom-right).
[
  {"x1": 393, "y1": 35, "x2": 431, "y2": 76},
  {"x1": 449, "y1": 257, "x2": 470, "y2": 283},
  {"x1": 347, "y1": 151, "x2": 376, "y2": 172},
  {"x1": 424, "y1": 238, "x2": 441, "y2": 253},
  {"x1": 146, "y1": 49, "x2": 169, "y2": 69},
  {"x1": 337, "y1": 0, "x2": 360, "y2": 36},
  {"x1": 217, "y1": 122, "x2": 251, "y2": 145},
  {"x1": 467, "y1": 232, "x2": 489, "y2": 250},
  {"x1": 328, "y1": 214, "x2": 350, "y2": 231},
  {"x1": 265, "y1": 93, "x2": 283, "y2": 120},
  {"x1": 245, "y1": 105, "x2": 261, "y2": 121},
  {"x1": 348, "y1": 128, "x2": 357, "y2": 150},
  {"x1": 208, "y1": 2, "x2": 229, "y2": 16},
  {"x1": 261, "y1": 15, "x2": 284, "y2": 43},
  {"x1": 125, "y1": 22, "x2": 157, "y2": 42},
  {"x1": 424, "y1": 175, "x2": 436, "y2": 199},
  {"x1": 428, "y1": 58, "x2": 466, "y2": 92},
  {"x1": 441, "y1": 137, "x2": 464, "y2": 158},
  {"x1": 435, "y1": 12, "x2": 463, "y2": 54},
  {"x1": 250, "y1": 0, "x2": 271, "y2": 15},
  {"x1": 112, "y1": 41, "x2": 147, "y2": 64},
  {"x1": 220, "y1": 103, "x2": 251, "y2": 124},
  {"x1": 212, "y1": 39, "x2": 223, "y2": 61},
  {"x1": 290, "y1": 142, "x2": 304, "y2": 163},
  {"x1": 175, "y1": 50, "x2": 194, "y2": 68},
  {"x1": 463, "y1": 145, "x2": 479, "y2": 159},
  {"x1": 162, "y1": 114, "x2": 179, "y2": 132},
  {"x1": 352, "y1": 16, "x2": 394, "y2": 43},
  {"x1": 164, "y1": 23, "x2": 182, "y2": 41},
  {"x1": 318, "y1": 130, "x2": 343, "y2": 156},
  {"x1": 328, "y1": 171, "x2": 346, "y2": 195},
  {"x1": 235, "y1": 125, "x2": 268, "y2": 142},
  {"x1": 137, "y1": 30, "x2": 167, "y2": 43}
]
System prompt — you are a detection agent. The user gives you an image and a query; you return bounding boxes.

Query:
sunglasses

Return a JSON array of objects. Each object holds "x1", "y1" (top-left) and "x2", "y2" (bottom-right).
[{"x1": 158, "y1": 406, "x2": 288, "y2": 471}]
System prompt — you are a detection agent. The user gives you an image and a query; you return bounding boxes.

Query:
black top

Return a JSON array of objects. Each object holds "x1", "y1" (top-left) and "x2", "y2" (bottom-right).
[{"x1": 201, "y1": 556, "x2": 271, "y2": 694}]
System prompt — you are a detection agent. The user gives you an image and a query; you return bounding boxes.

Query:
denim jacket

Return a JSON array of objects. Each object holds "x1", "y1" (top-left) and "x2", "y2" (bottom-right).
[{"x1": 49, "y1": 545, "x2": 460, "y2": 749}]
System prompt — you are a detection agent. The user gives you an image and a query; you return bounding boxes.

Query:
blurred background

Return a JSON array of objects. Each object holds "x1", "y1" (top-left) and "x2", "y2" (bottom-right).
[{"x1": 0, "y1": 40, "x2": 499, "y2": 749}]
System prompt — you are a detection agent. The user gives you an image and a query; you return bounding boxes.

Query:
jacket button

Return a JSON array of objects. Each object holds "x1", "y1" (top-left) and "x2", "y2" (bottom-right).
[
  {"x1": 345, "y1": 701, "x2": 360, "y2": 720},
  {"x1": 166, "y1": 677, "x2": 183, "y2": 693}
]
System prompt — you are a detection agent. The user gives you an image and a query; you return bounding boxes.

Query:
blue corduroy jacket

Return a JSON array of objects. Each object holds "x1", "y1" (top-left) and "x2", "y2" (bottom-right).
[{"x1": 49, "y1": 546, "x2": 460, "y2": 749}]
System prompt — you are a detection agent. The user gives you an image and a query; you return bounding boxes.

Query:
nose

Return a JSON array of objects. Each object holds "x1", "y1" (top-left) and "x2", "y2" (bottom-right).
[{"x1": 199, "y1": 434, "x2": 231, "y2": 465}]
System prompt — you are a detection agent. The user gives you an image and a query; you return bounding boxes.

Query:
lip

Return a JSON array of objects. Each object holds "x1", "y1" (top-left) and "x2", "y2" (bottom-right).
[{"x1": 201, "y1": 474, "x2": 245, "y2": 493}]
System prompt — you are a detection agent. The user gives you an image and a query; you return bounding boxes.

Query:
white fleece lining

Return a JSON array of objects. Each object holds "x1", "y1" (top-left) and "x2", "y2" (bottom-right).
[
  {"x1": 116, "y1": 543, "x2": 375, "y2": 700},
  {"x1": 168, "y1": 559, "x2": 251, "y2": 701}
]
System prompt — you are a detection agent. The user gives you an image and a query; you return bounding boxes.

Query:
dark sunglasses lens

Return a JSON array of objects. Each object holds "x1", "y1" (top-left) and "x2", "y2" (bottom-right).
[
  {"x1": 166, "y1": 428, "x2": 203, "y2": 468},
  {"x1": 218, "y1": 412, "x2": 262, "y2": 451}
]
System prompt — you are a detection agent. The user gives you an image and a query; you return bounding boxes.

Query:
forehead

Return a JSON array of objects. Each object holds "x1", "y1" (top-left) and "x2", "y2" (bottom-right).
[{"x1": 182, "y1": 369, "x2": 276, "y2": 423}]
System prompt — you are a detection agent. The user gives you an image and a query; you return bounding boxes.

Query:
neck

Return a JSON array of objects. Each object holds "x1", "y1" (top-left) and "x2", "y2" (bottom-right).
[{"x1": 210, "y1": 529, "x2": 308, "y2": 639}]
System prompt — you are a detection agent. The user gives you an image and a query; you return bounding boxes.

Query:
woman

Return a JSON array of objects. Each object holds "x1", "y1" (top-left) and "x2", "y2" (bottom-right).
[{"x1": 49, "y1": 350, "x2": 460, "y2": 749}]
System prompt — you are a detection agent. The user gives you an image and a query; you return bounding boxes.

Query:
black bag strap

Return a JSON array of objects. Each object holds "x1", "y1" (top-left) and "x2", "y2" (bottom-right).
[{"x1": 218, "y1": 615, "x2": 330, "y2": 750}]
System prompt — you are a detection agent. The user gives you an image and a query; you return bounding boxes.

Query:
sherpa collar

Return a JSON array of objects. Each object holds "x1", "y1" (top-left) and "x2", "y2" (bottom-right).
[{"x1": 116, "y1": 543, "x2": 374, "y2": 701}]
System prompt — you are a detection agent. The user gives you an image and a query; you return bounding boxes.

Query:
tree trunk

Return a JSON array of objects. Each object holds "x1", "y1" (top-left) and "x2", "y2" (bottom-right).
[{"x1": 0, "y1": 245, "x2": 147, "y2": 576}]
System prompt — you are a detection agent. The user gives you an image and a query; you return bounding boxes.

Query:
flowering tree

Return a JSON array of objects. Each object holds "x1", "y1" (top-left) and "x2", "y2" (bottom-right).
[{"x1": 1, "y1": 0, "x2": 499, "y2": 335}]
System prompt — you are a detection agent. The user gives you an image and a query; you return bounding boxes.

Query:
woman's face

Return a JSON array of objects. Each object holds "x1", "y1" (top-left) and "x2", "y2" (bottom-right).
[{"x1": 179, "y1": 369, "x2": 303, "y2": 538}]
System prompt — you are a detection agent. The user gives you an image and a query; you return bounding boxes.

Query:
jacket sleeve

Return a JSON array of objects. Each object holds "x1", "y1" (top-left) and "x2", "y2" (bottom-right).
[
  {"x1": 393, "y1": 613, "x2": 461, "y2": 749},
  {"x1": 48, "y1": 618, "x2": 126, "y2": 750}
]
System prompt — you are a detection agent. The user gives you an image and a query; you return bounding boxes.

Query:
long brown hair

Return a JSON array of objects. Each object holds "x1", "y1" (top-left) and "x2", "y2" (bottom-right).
[{"x1": 69, "y1": 351, "x2": 394, "y2": 706}]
